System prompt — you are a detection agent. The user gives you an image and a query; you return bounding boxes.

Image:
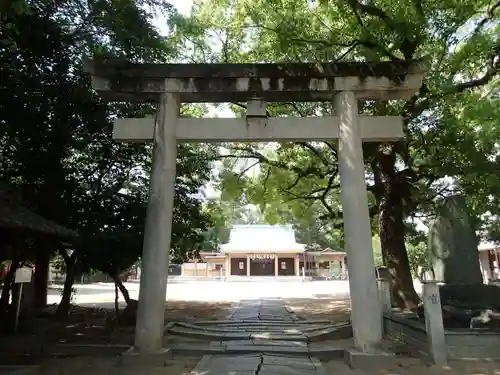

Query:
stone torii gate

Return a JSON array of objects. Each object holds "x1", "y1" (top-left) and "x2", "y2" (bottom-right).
[{"x1": 85, "y1": 59, "x2": 428, "y2": 357}]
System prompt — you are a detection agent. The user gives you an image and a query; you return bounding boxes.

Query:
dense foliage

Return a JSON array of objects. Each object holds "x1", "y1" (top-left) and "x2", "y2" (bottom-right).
[
  {"x1": 1, "y1": 0, "x2": 499, "y2": 313},
  {"x1": 0, "y1": 0, "x2": 213, "y2": 313},
  {"x1": 177, "y1": 0, "x2": 500, "y2": 308}
]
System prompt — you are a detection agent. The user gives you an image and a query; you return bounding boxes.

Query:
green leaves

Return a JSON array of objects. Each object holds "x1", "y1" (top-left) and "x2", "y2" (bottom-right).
[
  {"x1": 186, "y1": 0, "x2": 499, "y2": 262},
  {"x1": 0, "y1": 0, "x2": 214, "y2": 272}
]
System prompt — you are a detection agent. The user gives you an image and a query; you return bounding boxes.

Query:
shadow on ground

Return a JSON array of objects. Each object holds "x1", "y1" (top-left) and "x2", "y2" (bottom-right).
[
  {"x1": 283, "y1": 297, "x2": 351, "y2": 322},
  {"x1": 0, "y1": 300, "x2": 233, "y2": 366}
]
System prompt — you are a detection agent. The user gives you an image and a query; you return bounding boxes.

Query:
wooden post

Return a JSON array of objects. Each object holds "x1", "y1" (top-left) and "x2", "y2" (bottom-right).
[
  {"x1": 246, "y1": 256, "x2": 251, "y2": 277},
  {"x1": 13, "y1": 267, "x2": 33, "y2": 332},
  {"x1": 422, "y1": 281, "x2": 447, "y2": 365}
]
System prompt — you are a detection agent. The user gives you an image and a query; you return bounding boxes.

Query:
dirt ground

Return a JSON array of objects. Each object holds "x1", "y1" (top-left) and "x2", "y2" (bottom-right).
[
  {"x1": 0, "y1": 300, "x2": 233, "y2": 366},
  {"x1": 24, "y1": 354, "x2": 202, "y2": 375},
  {"x1": 323, "y1": 358, "x2": 500, "y2": 375},
  {"x1": 284, "y1": 296, "x2": 351, "y2": 322},
  {"x1": 3, "y1": 296, "x2": 500, "y2": 374},
  {"x1": 166, "y1": 300, "x2": 234, "y2": 322}
]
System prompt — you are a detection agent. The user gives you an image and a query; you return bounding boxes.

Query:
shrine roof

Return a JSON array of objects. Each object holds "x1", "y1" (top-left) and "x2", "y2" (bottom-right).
[
  {"x1": 219, "y1": 224, "x2": 306, "y2": 253},
  {"x1": 85, "y1": 58, "x2": 429, "y2": 103}
]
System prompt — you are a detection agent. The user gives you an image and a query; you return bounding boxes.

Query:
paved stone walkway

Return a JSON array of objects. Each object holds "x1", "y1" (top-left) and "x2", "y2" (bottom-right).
[{"x1": 186, "y1": 299, "x2": 334, "y2": 375}]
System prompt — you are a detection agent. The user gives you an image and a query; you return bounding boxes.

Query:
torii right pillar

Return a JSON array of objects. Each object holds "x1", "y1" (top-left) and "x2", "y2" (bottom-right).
[{"x1": 335, "y1": 91, "x2": 383, "y2": 352}]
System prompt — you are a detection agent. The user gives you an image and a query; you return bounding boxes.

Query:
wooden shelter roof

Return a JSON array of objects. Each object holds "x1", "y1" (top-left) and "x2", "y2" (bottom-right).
[{"x1": 0, "y1": 184, "x2": 78, "y2": 240}]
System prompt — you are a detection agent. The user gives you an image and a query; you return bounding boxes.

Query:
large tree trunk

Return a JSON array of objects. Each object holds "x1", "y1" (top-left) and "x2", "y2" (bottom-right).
[
  {"x1": 114, "y1": 282, "x2": 120, "y2": 320},
  {"x1": 375, "y1": 148, "x2": 420, "y2": 311},
  {"x1": 379, "y1": 186, "x2": 420, "y2": 310},
  {"x1": 34, "y1": 247, "x2": 50, "y2": 308},
  {"x1": 112, "y1": 275, "x2": 131, "y2": 304},
  {"x1": 56, "y1": 252, "x2": 77, "y2": 318}
]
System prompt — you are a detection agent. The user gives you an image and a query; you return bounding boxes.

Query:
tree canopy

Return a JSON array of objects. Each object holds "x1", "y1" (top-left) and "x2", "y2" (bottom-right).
[
  {"x1": 0, "y1": 0, "x2": 499, "y2": 313},
  {"x1": 0, "y1": 0, "x2": 214, "y2": 311},
  {"x1": 178, "y1": 0, "x2": 500, "y2": 308}
]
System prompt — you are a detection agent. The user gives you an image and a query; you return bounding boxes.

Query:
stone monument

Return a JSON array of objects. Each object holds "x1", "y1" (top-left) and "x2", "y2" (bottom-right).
[
  {"x1": 422, "y1": 195, "x2": 500, "y2": 328},
  {"x1": 427, "y1": 195, "x2": 483, "y2": 284}
]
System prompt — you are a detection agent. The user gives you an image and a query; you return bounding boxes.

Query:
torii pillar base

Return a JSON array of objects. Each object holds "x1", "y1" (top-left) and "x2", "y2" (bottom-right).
[{"x1": 344, "y1": 346, "x2": 396, "y2": 370}]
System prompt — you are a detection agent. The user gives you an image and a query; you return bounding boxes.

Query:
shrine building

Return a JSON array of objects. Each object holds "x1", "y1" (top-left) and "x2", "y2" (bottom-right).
[{"x1": 182, "y1": 224, "x2": 346, "y2": 278}]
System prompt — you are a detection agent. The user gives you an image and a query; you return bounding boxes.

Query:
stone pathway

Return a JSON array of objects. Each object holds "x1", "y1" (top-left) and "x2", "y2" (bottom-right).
[{"x1": 173, "y1": 299, "x2": 347, "y2": 375}]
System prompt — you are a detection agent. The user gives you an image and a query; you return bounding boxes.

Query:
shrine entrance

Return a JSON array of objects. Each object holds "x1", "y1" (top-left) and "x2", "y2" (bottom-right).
[
  {"x1": 85, "y1": 58, "x2": 428, "y2": 355},
  {"x1": 250, "y1": 258, "x2": 274, "y2": 276}
]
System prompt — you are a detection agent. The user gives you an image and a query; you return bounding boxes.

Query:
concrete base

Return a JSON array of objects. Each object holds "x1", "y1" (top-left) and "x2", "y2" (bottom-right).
[
  {"x1": 120, "y1": 347, "x2": 172, "y2": 367},
  {"x1": 344, "y1": 346, "x2": 396, "y2": 370}
]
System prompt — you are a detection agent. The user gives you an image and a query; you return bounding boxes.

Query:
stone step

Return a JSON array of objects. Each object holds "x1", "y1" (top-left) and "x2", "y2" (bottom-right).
[
  {"x1": 166, "y1": 321, "x2": 353, "y2": 342},
  {"x1": 304, "y1": 324, "x2": 353, "y2": 342},
  {"x1": 170, "y1": 342, "x2": 345, "y2": 360},
  {"x1": 167, "y1": 325, "x2": 308, "y2": 341},
  {"x1": 230, "y1": 316, "x2": 299, "y2": 321},
  {"x1": 189, "y1": 353, "x2": 329, "y2": 375},
  {"x1": 176, "y1": 321, "x2": 329, "y2": 332},
  {"x1": 193, "y1": 319, "x2": 333, "y2": 325},
  {"x1": 181, "y1": 326, "x2": 305, "y2": 334},
  {"x1": 199, "y1": 323, "x2": 328, "y2": 330}
]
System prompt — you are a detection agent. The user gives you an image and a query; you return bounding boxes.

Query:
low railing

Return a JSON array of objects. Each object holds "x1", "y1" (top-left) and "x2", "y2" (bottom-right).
[
  {"x1": 377, "y1": 278, "x2": 446, "y2": 365},
  {"x1": 378, "y1": 278, "x2": 500, "y2": 364}
]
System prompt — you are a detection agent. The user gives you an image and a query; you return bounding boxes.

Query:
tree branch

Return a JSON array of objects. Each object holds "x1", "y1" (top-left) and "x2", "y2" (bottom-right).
[
  {"x1": 452, "y1": 58, "x2": 500, "y2": 93},
  {"x1": 218, "y1": 149, "x2": 328, "y2": 181},
  {"x1": 347, "y1": 0, "x2": 398, "y2": 30},
  {"x1": 295, "y1": 142, "x2": 332, "y2": 167},
  {"x1": 237, "y1": 161, "x2": 260, "y2": 179}
]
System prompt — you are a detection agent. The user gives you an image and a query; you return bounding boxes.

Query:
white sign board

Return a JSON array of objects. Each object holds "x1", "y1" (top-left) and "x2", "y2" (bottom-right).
[{"x1": 14, "y1": 267, "x2": 33, "y2": 283}]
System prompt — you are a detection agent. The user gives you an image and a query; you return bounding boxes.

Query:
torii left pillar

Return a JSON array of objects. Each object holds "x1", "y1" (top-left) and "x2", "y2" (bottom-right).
[{"x1": 134, "y1": 93, "x2": 179, "y2": 353}]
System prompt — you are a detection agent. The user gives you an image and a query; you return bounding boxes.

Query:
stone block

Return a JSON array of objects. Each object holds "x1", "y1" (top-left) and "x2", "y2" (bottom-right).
[
  {"x1": 259, "y1": 365, "x2": 318, "y2": 375},
  {"x1": 305, "y1": 324, "x2": 353, "y2": 342},
  {"x1": 250, "y1": 333, "x2": 305, "y2": 341},
  {"x1": 308, "y1": 347, "x2": 344, "y2": 360},
  {"x1": 300, "y1": 325, "x2": 334, "y2": 333},
  {"x1": 163, "y1": 321, "x2": 176, "y2": 333},
  {"x1": 195, "y1": 320, "x2": 243, "y2": 324},
  {"x1": 262, "y1": 354, "x2": 315, "y2": 369},
  {"x1": 120, "y1": 347, "x2": 172, "y2": 367},
  {"x1": 224, "y1": 332, "x2": 253, "y2": 340},
  {"x1": 343, "y1": 346, "x2": 396, "y2": 370},
  {"x1": 252, "y1": 339, "x2": 307, "y2": 347}
]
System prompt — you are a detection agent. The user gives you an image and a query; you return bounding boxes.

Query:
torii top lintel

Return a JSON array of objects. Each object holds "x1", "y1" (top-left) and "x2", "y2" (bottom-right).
[{"x1": 84, "y1": 58, "x2": 429, "y2": 103}]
